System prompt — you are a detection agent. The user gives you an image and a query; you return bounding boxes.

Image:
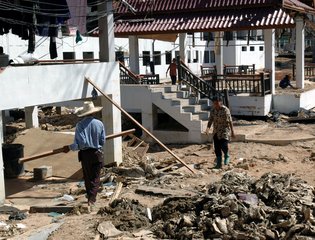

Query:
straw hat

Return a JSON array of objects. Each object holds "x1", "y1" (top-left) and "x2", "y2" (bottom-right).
[{"x1": 75, "y1": 101, "x2": 103, "y2": 117}]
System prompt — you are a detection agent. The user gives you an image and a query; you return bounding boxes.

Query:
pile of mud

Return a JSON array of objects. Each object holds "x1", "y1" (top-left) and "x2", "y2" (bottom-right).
[
  {"x1": 151, "y1": 172, "x2": 315, "y2": 239},
  {"x1": 98, "y1": 198, "x2": 151, "y2": 232}
]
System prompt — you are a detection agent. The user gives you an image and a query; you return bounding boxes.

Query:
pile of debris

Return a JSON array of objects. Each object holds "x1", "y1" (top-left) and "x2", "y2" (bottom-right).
[
  {"x1": 151, "y1": 172, "x2": 315, "y2": 239},
  {"x1": 98, "y1": 198, "x2": 151, "y2": 232}
]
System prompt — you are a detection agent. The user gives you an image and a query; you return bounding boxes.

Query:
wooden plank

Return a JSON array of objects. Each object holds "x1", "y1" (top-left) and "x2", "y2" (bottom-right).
[
  {"x1": 287, "y1": 116, "x2": 315, "y2": 123},
  {"x1": 29, "y1": 205, "x2": 74, "y2": 213},
  {"x1": 19, "y1": 129, "x2": 136, "y2": 163},
  {"x1": 86, "y1": 77, "x2": 196, "y2": 175},
  {"x1": 109, "y1": 182, "x2": 123, "y2": 204},
  {"x1": 135, "y1": 186, "x2": 196, "y2": 197}
]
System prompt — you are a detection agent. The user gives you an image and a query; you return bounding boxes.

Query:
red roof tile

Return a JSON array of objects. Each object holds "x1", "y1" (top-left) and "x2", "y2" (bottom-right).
[
  {"x1": 115, "y1": 7, "x2": 294, "y2": 36},
  {"x1": 114, "y1": 0, "x2": 282, "y2": 15},
  {"x1": 113, "y1": 0, "x2": 315, "y2": 37}
]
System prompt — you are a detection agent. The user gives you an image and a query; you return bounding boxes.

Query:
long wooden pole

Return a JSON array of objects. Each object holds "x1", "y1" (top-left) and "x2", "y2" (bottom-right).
[
  {"x1": 85, "y1": 77, "x2": 195, "y2": 174},
  {"x1": 18, "y1": 129, "x2": 136, "y2": 164}
]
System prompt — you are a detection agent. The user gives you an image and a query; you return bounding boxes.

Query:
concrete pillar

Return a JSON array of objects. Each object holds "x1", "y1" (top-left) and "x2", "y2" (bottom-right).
[
  {"x1": 97, "y1": 0, "x2": 122, "y2": 166},
  {"x1": 215, "y1": 32, "x2": 223, "y2": 75},
  {"x1": 98, "y1": 0, "x2": 115, "y2": 62},
  {"x1": 264, "y1": 29, "x2": 276, "y2": 94},
  {"x1": 25, "y1": 106, "x2": 39, "y2": 129},
  {"x1": 296, "y1": 17, "x2": 305, "y2": 89},
  {"x1": 0, "y1": 111, "x2": 5, "y2": 205},
  {"x1": 179, "y1": 33, "x2": 187, "y2": 62},
  {"x1": 129, "y1": 36, "x2": 140, "y2": 74},
  {"x1": 101, "y1": 96, "x2": 122, "y2": 166}
]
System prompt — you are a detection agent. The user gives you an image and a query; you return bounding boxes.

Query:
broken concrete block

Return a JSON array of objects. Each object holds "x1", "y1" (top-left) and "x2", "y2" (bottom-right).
[{"x1": 33, "y1": 165, "x2": 52, "y2": 180}]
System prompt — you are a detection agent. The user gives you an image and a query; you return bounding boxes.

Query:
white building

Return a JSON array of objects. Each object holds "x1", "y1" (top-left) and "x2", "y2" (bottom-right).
[{"x1": 0, "y1": 31, "x2": 265, "y2": 77}]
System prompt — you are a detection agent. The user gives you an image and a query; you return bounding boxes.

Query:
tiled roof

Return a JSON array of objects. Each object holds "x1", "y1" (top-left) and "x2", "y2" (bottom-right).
[
  {"x1": 115, "y1": 7, "x2": 294, "y2": 36},
  {"x1": 114, "y1": 0, "x2": 282, "y2": 15},
  {"x1": 113, "y1": 0, "x2": 314, "y2": 37}
]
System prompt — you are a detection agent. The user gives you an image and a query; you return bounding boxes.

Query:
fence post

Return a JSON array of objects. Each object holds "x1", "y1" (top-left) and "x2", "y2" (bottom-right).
[
  {"x1": 176, "y1": 55, "x2": 181, "y2": 83},
  {"x1": 260, "y1": 72, "x2": 265, "y2": 96},
  {"x1": 292, "y1": 64, "x2": 295, "y2": 81},
  {"x1": 211, "y1": 74, "x2": 217, "y2": 90},
  {"x1": 223, "y1": 88, "x2": 230, "y2": 108},
  {"x1": 253, "y1": 64, "x2": 256, "y2": 74}
]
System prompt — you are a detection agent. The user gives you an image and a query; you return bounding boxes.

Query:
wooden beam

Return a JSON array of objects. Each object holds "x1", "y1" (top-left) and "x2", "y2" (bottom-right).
[
  {"x1": 18, "y1": 129, "x2": 136, "y2": 164},
  {"x1": 85, "y1": 77, "x2": 196, "y2": 174}
]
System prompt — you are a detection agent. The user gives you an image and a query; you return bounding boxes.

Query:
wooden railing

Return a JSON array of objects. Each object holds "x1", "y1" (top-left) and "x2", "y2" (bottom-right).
[
  {"x1": 200, "y1": 65, "x2": 217, "y2": 77},
  {"x1": 119, "y1": 62, "x2": 140, "y2": 84},
  {"x1": 178, "y1": 59, "x2": 223, "y2": 101},
  {"x1": 224, "y1": 64, "x2": 256, "y2": 75},
  {"x1": 200, "y1": 64, "x2": 256, "y2": 77},
  {"x1": 119, "y1": 62, "x2": 160, "y2": 85},
  {"x1": 211, "y1": 73, "x2": 271, "y2": 96},
  {"x1": 292, "y1": 63, "x2": 315, "y2": 81},
  {"x1": 139, "y1": 74, "x2": 160, "y2": 84}
]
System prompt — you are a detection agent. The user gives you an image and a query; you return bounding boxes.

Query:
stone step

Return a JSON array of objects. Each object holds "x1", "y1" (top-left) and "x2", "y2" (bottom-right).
[
  {"x1": 164, "y1": 85, "x2": 178, "y2": 93},
  {"x1": 191, "y1": 112, "x2": 209, "y2": 121},
  {"x1": 163, "y1": 91, "x2": 186, "y2": 99},
  {"x1": 171, "y1": 98, "x2": 195, "y2": 106}
]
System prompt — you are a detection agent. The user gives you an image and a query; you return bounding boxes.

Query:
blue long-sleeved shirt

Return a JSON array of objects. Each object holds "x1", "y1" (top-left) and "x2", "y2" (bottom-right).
[{"x1": 69, "y1": 117, "x2": 105, "y2": 151}]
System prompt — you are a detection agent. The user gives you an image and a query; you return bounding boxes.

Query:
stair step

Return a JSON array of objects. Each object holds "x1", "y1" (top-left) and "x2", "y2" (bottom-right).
[
  {"x1": 182, "y1": 105, "x2": 202, "y2": 113},
  {"x1": 172, "y1": 98, "x2": 196, "y2": 106},
  {"x1": 164, "y1": 85, "x2": 178, "y2": 93},
  {"x1": 163, "y1": 91, "x2": 186, "y2": 99},
  {"x1": 199, "y1": 98, "x2": 211, "y2": 105},
  {"x1": 191, "y1": 112, "x2": 209, "y2": 121}
]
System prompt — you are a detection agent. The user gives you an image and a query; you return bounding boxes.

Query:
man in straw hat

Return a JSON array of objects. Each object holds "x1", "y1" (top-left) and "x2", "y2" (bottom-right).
[{"x1": 63, "y1": 101, "x2": 105, "y2": 207}]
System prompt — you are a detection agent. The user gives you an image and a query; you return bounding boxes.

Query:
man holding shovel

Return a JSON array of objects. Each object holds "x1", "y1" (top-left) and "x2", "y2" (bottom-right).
[
  {"x1": 206, "y1": 96, "x2": 235, "y2": 169},
  {"x1": 63, "y1": 101, "x2": 105, "y2": 207}
]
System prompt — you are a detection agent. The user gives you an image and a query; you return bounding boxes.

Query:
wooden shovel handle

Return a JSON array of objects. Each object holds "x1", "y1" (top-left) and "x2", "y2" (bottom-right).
[{"x1": 18, "y1": 128, "x2": 136, "y2": 164}]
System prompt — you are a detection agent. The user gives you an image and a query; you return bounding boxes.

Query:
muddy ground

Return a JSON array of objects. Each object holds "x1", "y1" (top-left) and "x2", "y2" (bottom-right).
[{"x1": 0, "y1": 107, "x2": 314, "y2": 239}]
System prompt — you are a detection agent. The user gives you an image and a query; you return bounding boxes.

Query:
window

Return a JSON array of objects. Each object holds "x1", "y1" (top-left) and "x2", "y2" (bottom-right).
[
  {"x1": 193, "y1": 50, "x2": 199, "y2": 63},
  {"x1": 165, "y1": 51, "x2": 172, "y2": 64},
  {"x1": 63, "y1": 52, "x2": 75, "y2": 60},
  {"x1": 83, "y1": 52, "x2": 94, "y2": 60},
  {"x1": 210, "y1": 51, "x2": 215, "y2": 63},
  {"x1": 204, "y1": 50, "x2": 210, "y2": 64},
  {"x1": 153, "y1": 51, "x2": 161, "y2": 65},
  {"x1": 202, "y1": 32, "x2": 214, "y2": 41},
  {"x1": 250, "y1": 46, "x2": 255, "y2": 51},
  {"x1": 115, "y1": 51, "x2": 124, "y2": 62},
  {"x1": 237, "y1": 31, "x2": 247, "y2": 40},
  {"x1": 259, "y1": 46, "x2": 264, "y2": 51},
  {"x1": 223, "y1": 31, "x2": 233, "y2": 41},
  {"x1": 175, "y1": 51, "x2": 180, "y2": 58},
  {"x1": 187, "y1": 50, "x2": 191, "y2": 63},
  {"x1": 142, "y1": 51, "x2": 150, "y2": 66},
  {"x1": 242, "y1": 46, "x2": 247, "y2": 52}
]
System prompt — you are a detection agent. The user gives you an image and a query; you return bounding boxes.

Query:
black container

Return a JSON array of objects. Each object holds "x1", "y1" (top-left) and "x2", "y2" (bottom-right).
[{"x1": 2, "y1": 144, "x2": 24, "y2": 178}]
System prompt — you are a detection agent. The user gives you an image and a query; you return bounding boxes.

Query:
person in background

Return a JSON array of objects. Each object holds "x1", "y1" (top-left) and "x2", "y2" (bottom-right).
[
  {"x1": 166, "y1": 58, "x2": 177, "y2": 85},
  {"x1": 279, "y1": 74, "x2": 297, "y2": 89},
  {"x1": 63, "y1": 101, "x2": 105, "y2": 208},
  {"x1": 205, "y1": 96, "x2": 235, "y2": 169}
]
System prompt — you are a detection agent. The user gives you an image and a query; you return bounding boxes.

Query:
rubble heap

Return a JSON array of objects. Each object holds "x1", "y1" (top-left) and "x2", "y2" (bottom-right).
[
  {"x1": 152, "y1": 172, "x2": 315, "y2": 239},
  {"x1": 98, "y1": 198, "x2": 151, "y2": 232}
]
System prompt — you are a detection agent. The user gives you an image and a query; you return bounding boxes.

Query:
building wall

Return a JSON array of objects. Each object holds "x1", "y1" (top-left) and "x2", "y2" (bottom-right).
[{"x1": 0, "y1": 31, "x2": 265, "y2": 78}]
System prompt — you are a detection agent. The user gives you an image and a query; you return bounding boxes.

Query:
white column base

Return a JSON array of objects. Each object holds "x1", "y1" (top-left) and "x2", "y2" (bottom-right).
[
  {"x1": 101, "y1": 96, "x2": 122, "y2": 166},
  {"x1": 25, "y1": 106, "x2": 39, "y2": 129}
]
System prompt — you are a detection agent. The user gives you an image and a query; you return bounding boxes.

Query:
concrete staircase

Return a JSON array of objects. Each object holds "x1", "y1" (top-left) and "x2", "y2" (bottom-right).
[{"x1": 149, "y1": 85, "x2": 212, "y2": 143}]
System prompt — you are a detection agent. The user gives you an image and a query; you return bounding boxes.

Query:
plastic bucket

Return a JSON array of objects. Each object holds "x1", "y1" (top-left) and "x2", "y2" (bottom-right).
[{"x1": 2, "y1": 144, "x2": 24, "y2": 178}]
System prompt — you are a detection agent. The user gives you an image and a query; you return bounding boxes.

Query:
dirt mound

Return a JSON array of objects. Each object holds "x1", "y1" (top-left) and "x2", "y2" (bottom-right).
[
  {"x1": 151, "y1": 172, "x2": 315, "y2": 239},
  {"x1": 98, "y1": 198, "x2": 151, "y2": 232}
]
